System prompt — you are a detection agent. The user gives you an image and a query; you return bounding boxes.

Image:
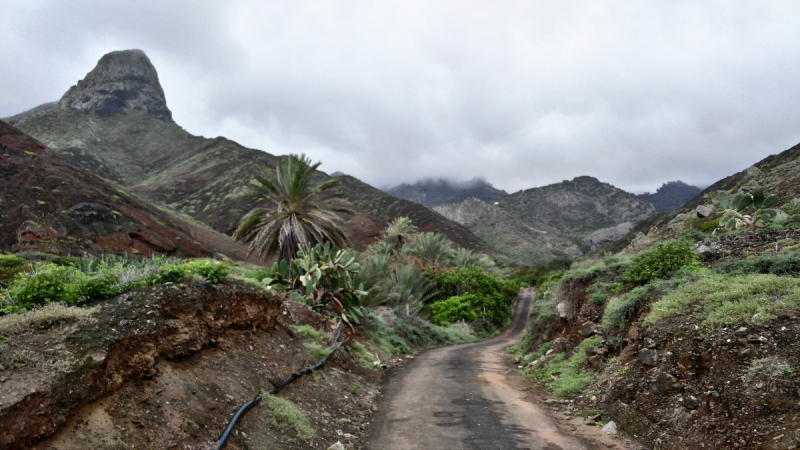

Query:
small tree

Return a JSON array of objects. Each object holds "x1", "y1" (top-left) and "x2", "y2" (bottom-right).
[
  {"x1": 234, "y1": 154, "x2": 351, "y2": 262},
  {"x1": 717, "y1": 188, "x2": 777, "y2": 232}
]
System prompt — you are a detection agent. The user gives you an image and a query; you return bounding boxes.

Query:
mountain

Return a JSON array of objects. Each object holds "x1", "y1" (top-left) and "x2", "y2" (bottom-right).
[
  {"x1": 6, "y1": 49, "x2": 494, "y2": 255},
  {"x1": 435, "y1": 176, "x2": 655, "y2": 264},
  {"x1": 387, "y1": 177, "x2": 507, "y2": 208},
  {"x1": 0, "y1": 119, "x2": 251, "y2": 260},
  {"x1": 637, "y1": 180, "x2": 702, "y2": 212}
]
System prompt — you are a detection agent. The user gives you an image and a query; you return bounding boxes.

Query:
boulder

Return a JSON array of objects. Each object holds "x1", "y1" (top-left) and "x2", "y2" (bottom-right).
[
  {"x1": 639, "y1": 348, "x2": 658, "y2": 366},
  {"x1": 556, "y1": 302, "x2": 569, "y2": 318},
  {"x1": 694, "y1": 243, "x2": 723, "y2": 259},
  {"x1": 579, "y1": 321, "x2": 598, "y2": 337},
  {"x1": 587, "y1": 355, "x2": 603, "y2": 368},
  {"x1": 695, "y1": 205, "x2": 714, "y2": 218},
  {"x1": 651, "y1": 372, "x2": 679, "y2": 394},
  {"x1": 745, "y1": 165, "x2": 763, "y2": 179},
  {"x1": 602, "y1": 421, "x2": 618, "y2": 436},
  {"x1": 551, "y1": 337, "x2": 572, "y2": 354},
  {"x1": 738, "y1": 180, "x2": 760, "y2": 194}
]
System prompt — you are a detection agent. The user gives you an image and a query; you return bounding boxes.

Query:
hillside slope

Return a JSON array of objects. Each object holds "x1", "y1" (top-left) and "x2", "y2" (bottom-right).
[
  {"x1": 0, "y1": 119, "x2": 251, "y2": 259},
  {"x1": 637, "y1": 180, "x2": 702, "y2": 212},
  {"x1": 387, "y1": 177, "x2": 507, "y2": 208},
  {"x1": 7, "y1": 49, "x2": 493, "y2": 255},
  {"x1": 435, "y1": 176, "x2": 655, "y2": 264}
]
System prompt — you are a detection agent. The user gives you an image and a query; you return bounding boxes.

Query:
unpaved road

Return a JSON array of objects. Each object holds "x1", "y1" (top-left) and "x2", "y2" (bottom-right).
[{"x1": 368, "y1": 288, "x2": 627, "y2": 450}]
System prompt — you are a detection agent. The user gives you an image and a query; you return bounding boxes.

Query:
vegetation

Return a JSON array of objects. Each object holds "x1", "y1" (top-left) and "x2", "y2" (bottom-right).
[
  {"x1": 717, "y1": 188, "x2": 778, "y2": 232},
  {"x1": 527, "y1": 336, "x2": 601, "y2": 398},
  {"x1": 620, "y1": 240, "x2": 698, "y2": 285},
  {"x1": 233, "y1": 153, "x2": 351, "y2": 263},
  {"x1": 644, "y1": 274, "x2": 800, "y2": 332},
  {"x1": 262, "y1": 394, "x2": 315, "y2": 439}
]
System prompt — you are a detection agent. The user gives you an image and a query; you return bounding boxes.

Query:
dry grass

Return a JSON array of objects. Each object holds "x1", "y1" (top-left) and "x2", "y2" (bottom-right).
[{"x1": 0, "y1": 303, "x2": 99, "y2": 336}]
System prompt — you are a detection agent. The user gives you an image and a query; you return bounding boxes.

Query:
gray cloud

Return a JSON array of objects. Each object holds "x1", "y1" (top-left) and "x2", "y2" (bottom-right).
[{"x1": 2, "y1": 0, "x2": 800, "y2": 194}]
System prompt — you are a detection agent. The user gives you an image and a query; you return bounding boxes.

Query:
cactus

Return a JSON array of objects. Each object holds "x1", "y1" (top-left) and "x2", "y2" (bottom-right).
[
  {"x1": 716, "y1": 187, "x2": 778, "y2": 232},
  {"x1": 260, "y1": 242, "x2": 367, "y2": 326}
]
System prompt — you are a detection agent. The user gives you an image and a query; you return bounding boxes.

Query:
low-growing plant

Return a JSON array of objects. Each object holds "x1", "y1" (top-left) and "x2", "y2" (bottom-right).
[
  {"x1": 620, "y1": 240, "x2": 699, "y2": 285},
  {"x1": 699, "y1": 218, "x2": 720, "y2": 232},
  {"x1": 602, "y1": 285, "x2": 653, "y2": 332},
  {"x1": 303, "y1": 342, "x2": 331, "y2": 360},
  {"x1": 717, "y1": 188, "x2": 778, "y2": 232},
  {"x1": 262, "y1": 394, "x2": 315, "y2": 439},
  {"x1": 535, "y1": 336, "x2": 601, "y2": 398},
  {"x1": 430, "y1": 295, "x2": 477, "y2": 326},
  {"x1": 644, "y1": 274, "x2": 800, "y2": 331}
]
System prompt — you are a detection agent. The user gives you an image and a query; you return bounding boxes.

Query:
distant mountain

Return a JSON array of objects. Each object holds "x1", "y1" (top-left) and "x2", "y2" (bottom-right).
[
  {"x1": 387, "y1": 177, "x2": 507, "y2": 208},
  {"x1": 637, "y1": 180, "x2": 702, "y2": 212},
  {"x1": 435, "y1": 176, "x2": 656, "y2": 264},
  {"x1": 0, "y1": 119, "x2": 251, "y2": 260},
  {"x1": 6, "y1": 49, "x2": 495, "y2": 256}
]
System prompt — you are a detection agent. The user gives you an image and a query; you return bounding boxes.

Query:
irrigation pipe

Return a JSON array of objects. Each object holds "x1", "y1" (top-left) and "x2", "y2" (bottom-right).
[{"x1": 214, "y1": 320, "x2": 345, "y2": 450}]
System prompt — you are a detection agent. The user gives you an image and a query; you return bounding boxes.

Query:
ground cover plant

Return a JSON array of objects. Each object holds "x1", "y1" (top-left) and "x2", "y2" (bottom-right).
[{"x1": 526, "y1": 336, "x2": 601, "y2": 398}]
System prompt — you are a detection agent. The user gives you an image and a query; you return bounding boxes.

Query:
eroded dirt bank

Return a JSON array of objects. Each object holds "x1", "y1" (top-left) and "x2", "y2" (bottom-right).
[{"x1": 1, "y1": 280, "x2": 389, "y2": 450}]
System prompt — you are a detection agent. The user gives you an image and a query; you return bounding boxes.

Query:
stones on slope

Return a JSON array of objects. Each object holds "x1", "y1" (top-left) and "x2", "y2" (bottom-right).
[
  {"x1": 693, "y1": 238, "x2": 723, "y2": 260},
  {"x1": 695, "y1": 204, "x2": 714, "y2": 218},
  {"x1": 59, "y1": 49, "x2": 172, "y2": 121},
  {"x1": 639, "y1": 348, "x2": 658, "y2": 367},
  {"x1": 582, "y1": 222, "x2": 634, "y2": 250}
]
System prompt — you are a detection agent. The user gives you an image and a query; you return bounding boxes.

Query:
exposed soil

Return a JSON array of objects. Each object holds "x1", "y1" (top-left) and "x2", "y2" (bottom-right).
[{"x1": 0, "y1": 279, "x2": 394, "y2": 450}]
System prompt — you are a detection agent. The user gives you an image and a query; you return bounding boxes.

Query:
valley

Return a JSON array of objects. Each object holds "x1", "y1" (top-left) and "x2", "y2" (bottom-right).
[{"x1": 2, "y1": 46, "x2": 800, "y2": 450}]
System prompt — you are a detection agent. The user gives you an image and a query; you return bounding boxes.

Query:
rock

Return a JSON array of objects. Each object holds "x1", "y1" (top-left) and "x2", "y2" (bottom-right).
[
  {"x1": 694, "y1": 242, "x2": 723, "y2": 260},
  {"x1": 587, "y1": 355, "x2": 603, "y2": 368},
  {"x1": 583, "y1": 417, "x2": 596, "y2": 425},
  {"x1": 556, "y1": 302, "x2": 569, "y2": 318},
  {"x1": 670, "y1": 406, "x2": 687, "y2": 425},
  {"x1": 184, "y1": 381, "x2": 197, "y2": 395},
  {"x1": 372, "y1": 405, "x2": 379, "y2": 412},
  {"x1": 775, "y1": 209, "x2": 790, "y2": 220},
  {"x1": 639, "y1": 348, "x2": 658, "y2": 366},
  {"x1": 632, "y1": 231, "x2": 648, "y2": 245},
  {"x1": 652, "y1": 372, "x2": 679, "y2": 394},
  {"x1": 695, "y1": 205, "x2": 714, "y2": 218},
  {"x1": 327, "y1": 442, "x2": 345, "y2": 450},
  {"x1": 735, "y1": 327, "x2": 748, "y2": 336},
  {"x1": 0, "y1": 364, "x2": 5, "y2": 371},
  {"x1": 579, "y1": 321, "x2": 598, "y2": 337},
  {"x1": 585, "y1": 346, "x2": 597, "y2": 356},
  {"x1": 602, "y1": 421, "x2": 618, "y2": 435},
  {"x1": 738, "y1": 347, "x2": 751, "y2": 357},
  {"x1": 551, "y1": 337, "x2": 572, "y2": 354},
  {"x1": 671, "y1": 213, "x2": 688, "y2": 223},
  {"x1": 684, "y1": 395, "x2": 699, "y2": 410},
  {"x1": 738, "y1": 180, "x2": 760, "y2": 194},
  {"x1": 59, "y1": 50, "x2": 173, "y2": 121},
  {"x1": 582, "y1": 222, "x2": 634, "y2": 250},
  {"x1": 745, "y1": 165, "x2": 763, "y2": 179}
]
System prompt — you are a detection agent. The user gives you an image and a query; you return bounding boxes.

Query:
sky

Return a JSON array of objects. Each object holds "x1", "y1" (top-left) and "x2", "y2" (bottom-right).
[{"x1": 2, "y1": 1, "x2": 800, "y2": 194}]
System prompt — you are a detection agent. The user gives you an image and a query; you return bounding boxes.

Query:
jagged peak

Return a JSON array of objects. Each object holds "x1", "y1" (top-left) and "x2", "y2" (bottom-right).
[{"x1": 58, "y1": 49, "x2": 172, "y2": 121}]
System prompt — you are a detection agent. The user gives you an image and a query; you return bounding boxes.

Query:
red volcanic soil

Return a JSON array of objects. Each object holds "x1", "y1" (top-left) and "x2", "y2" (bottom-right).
[{"x1": 0, "y1": 120, "x2": 252, "y2": 260}]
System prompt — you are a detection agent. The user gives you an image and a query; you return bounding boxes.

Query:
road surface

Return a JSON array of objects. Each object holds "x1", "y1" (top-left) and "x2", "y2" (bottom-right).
[{"x1": 367, "y1": 288, "x2": 621, "y2": 450}]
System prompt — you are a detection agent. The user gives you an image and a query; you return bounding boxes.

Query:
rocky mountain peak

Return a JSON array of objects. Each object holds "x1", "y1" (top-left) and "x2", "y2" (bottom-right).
[{"x1": 58, "y1": 49, "x2": 172, "y2": 121}]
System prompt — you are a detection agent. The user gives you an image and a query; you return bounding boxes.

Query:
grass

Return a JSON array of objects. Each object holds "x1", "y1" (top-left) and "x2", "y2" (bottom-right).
[
  {"x1": 602, "y1": 285, "x2": 652, "y2": 332},
  {"x1": 262, "y1": 394, "x2": 315, "y2": 439},
  {"x1": 349, "y1": 342, "x2": 381, "y2": 370},
  {"x1": 290, "y1": 324, "x2": 331, "y2": 341},
  {"x1": 643, "y1": 274, "x2": 800, "y2": 332},
  {"x1": 302, "y1": 342, "x2": 332, "y2": 360},
  {"x1": 0, "y1": 303, "x2": 99, "y2": 336},
  {"x1": 531, "y1": 336, "x2": 601, "y2": 398},
  {"x1": 742, "y1": 357, "x2": 793, "y2": 383}
]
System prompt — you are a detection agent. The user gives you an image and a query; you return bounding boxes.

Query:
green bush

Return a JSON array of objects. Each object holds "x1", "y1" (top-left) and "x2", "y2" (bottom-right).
[
  {"x1": 714, "y1": 250, "x2": 800, "y2": 277},
  {"x1": 621, "y1": 240, "x2": 698, "y2": 285},
  {"x1": 185, "y1": 259, "x2": 230, "y2": 283},
  {"x1": 4, "y1": 264, "x2": 83, "y2": 311},
  {"x1": 533, "y1": 336, "x2": 601, "y2": 398},
  {"x1": 429, "y1": 266, "x2": 522, "y2": 326},
  {"x1": 602, "y1": 285, "x2": 652, "y2": 331},
  {"x1": 0, "y1": 255, "x2": 26, "y2": 288},
  {"x1": 699, "y1": 218, "x2": 720, "y2": 232},
  {"x1": 430, "y1": 295, "x2": 477, "y2": 326}
]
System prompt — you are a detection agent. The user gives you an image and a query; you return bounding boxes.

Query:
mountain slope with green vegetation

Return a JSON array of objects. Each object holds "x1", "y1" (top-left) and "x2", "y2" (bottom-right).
[
  {"x1": 509, "y1": 139, "x2": 800, "y2": 449},
  {"x1": 5, "y1": 50, "x2": 494, "y2": 256}
]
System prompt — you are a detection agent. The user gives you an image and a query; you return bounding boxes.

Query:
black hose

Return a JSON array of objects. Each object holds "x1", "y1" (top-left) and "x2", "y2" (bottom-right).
[{"x1": 214, "y1": 321, "x2": 345, "y2": 449}]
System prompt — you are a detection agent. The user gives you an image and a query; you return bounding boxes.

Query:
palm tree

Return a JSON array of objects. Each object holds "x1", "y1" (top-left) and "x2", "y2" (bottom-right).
[
  {"x1": 233, "y1": 154, "x2": 351, "y2": 262},
  {"x1": 379, "y1": 216, "x2": 418, "y2": 256}
]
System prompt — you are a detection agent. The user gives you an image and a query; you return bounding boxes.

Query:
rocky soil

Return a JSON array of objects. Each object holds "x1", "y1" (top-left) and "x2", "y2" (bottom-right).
[{"x1": 0, "y1": 279, "x2": 394, "y2": 450}]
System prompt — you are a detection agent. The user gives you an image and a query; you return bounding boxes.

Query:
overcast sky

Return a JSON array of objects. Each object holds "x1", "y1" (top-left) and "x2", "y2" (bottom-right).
[{"x1": 2, "y1": 1, "x2": 800, "y2": 194}]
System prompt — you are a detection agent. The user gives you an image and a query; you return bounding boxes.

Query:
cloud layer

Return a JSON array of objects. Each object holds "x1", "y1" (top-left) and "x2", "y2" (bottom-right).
[{"x1": 2, "y1": 0, "x2": 799, "y2": 193}]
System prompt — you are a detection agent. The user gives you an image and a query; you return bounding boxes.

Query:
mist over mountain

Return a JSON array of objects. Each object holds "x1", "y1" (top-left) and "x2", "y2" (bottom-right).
[
  {"x1": 387, "y1": 177, "x2": 507, "y2": 208},
  {"x1": 637, "y1": 180, "x2": 702, "y2": 213}
]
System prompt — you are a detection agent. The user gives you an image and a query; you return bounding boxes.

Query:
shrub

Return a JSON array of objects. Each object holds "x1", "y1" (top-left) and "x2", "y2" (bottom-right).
[
  {"x1": 699, "y1": 218, "x2": 720, "y2": 232},
  {"x1": 0, "y1": 255, "x2": 26, "y2": 288},
  {"x1": 715, "y1": 250, "x2": 800, "y2": 277},
  {"x1": 262, "y1": 395, "x2": 315, "y2": 439},
  {"x1": 533, "y1": 336, "x2": 601, "y2": 398},
  {"x1": 4, "y1": 264, "x2": 83, "y2": 312},
  {"x1": 620, "y1": 240, "x2": 698, "y2": 285},
  {"x1": 602, "y1": 285, "x2": 652, "y2": 331},
  {"x1": 429, "y1": 266, "x2": 522, "y2": 326},
  {"x1": 643, "y1": 274, "x2": 800, "y2": 331},
  {"x1": 184, "y1": 259, "x2": 230, "y2": 283},
  {"x1": 430, "y1": 295, "x2": 477, "y2": 326}
]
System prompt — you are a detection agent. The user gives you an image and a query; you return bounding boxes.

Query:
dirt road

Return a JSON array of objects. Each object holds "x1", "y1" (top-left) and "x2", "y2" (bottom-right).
[{"x1": 367, "y1": 288, "x2": 626, "y2": 450}]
